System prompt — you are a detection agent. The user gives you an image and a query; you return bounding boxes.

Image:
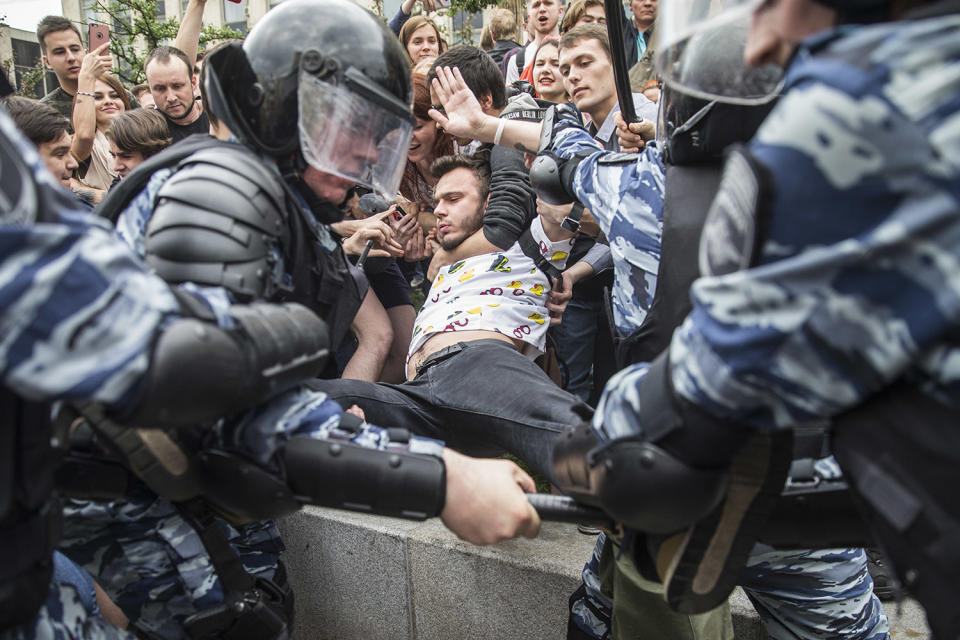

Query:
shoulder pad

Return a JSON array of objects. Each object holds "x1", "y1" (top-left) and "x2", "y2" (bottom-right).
[
  {"x1": 145, "y1": 146, "x2": 289, "y2": 300},
  {"x1": 598, "y1": 152, "x2": 638, "y2": 165}
]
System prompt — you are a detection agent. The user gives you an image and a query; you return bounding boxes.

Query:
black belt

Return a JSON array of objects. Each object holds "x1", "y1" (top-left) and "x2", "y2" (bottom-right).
[{"x1": 414, "y1": 339, "x2": 514, "y2": 377}]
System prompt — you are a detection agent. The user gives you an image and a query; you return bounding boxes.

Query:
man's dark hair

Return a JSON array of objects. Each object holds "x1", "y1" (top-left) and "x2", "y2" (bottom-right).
[
  {"x1": 428, "y1": 46, "x2": 506, "y2": 110},
  {"x1": 105, "y1": 109, "x2": 172, "y2": 158},
  {"x1": 131, "y1": 83, "x2": 151, "y2": 99},
  {"x1": 1, "y1": 96, "x2": 69, "y2": 145},
  {"x1": 430, "y1": 153, "x2": 491, "y2": 205},
  {"x1": 144, "y1": 45, "x2": 194, "y2": 78},
  {"x1": 37, "y1": 15, "x2": 82, "y2": 54},
  {"x1": 559, "y1": 23, "x2": 611, "y2": 62}
]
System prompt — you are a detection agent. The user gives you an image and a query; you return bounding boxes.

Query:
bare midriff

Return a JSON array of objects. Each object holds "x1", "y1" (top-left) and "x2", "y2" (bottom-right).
[{"x1": 406, "y1": 330, "x2": 522, "y2": 381}]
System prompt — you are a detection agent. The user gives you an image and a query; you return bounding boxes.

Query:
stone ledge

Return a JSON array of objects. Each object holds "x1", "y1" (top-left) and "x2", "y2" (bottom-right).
[{"x1": 278, "y1": 506, "x2": 929, "y2": 639}]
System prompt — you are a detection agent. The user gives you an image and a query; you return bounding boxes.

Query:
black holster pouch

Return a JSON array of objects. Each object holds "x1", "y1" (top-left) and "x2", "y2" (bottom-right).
[
  {"x1": 183, "y1": 580, "x2": 289, "y2": 640},
  {"x1": 760, "y1": 470, "x2": 871, "y2": 550},
  {"x1": 832, "y1": 381, "x2": 960, "y2": 639},
  {"x1": 178, "y1": 499, "x2": 293, "y2": 640}
]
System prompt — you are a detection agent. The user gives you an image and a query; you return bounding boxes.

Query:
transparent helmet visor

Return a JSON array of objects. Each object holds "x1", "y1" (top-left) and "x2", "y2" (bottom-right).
[
  {"x1": 655, "y1": 0, "x2": 783, "y2": 104},
  {"x1": 298, "y1": 70, "x2": 414, "y2": 200}
]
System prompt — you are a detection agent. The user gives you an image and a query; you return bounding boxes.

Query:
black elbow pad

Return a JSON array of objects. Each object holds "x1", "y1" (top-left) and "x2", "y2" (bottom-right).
[{"x1": 552, "y1": 421, "x2": 727, "y2": 534}]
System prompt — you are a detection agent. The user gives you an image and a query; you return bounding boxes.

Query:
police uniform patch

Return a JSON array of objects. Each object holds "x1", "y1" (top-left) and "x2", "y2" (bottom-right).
[{"x1": 698, "y1": 146, "x2": 765, "y2": 277}]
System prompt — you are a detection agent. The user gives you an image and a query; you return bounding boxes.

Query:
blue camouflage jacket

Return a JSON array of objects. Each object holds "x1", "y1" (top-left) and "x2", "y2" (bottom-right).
[
  {"x1": 591, "y1": 15, "x2": 960, "y2": 440},
  {"x1": 0, "y1": 109, "x2": 441, "y2": 638}
]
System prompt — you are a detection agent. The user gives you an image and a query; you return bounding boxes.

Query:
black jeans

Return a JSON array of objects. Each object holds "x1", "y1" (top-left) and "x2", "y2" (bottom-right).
[{"x1": 307, "y1": 340, "x2": 593, "y2": 481}]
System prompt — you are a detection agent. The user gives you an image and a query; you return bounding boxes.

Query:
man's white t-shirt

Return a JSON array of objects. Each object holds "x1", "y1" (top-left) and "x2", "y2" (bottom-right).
[{"x1": 408, "y1": 216, "x2": 574, "y2": 361}]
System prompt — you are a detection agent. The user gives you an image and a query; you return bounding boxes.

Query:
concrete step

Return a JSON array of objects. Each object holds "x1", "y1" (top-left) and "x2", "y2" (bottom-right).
[{"x1": 278, "y1": 507, "x2": 930, "y2": 640}]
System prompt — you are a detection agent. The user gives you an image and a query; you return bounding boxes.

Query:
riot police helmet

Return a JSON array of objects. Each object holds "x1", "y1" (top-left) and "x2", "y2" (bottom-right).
[
  {"x1": 656, "y1": 8, "x2": 783, "y2": 105},
  {"x1": 658, "y1": 85, "x2": 776, "y2": 166},
  {"x1": 203, "y1": 0, "x2": 415, "y2": 201}
]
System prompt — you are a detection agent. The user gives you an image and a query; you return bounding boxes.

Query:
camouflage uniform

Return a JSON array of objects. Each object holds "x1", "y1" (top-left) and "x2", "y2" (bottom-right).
[
  {"x1": 545, "y1": 103, "x2": 889, "y2": 639},
  {"x1": 0, "y1": 106, "x2": 440, "y2": 639},
  {"x1": 564, "y1": 9, "x2": 960, "y2": 640},
  {"x1": 59, "y1": 158, "x2": 284, "y2": 640},
  {"x1": 5, "y1": 580, "x2": 133, "y2": 640}
]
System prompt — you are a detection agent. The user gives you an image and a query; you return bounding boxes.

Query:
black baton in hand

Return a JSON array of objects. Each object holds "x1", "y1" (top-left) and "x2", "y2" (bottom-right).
[
  {"x1": 527, "y1": 494, "x2": 615, "y2": 529},
  {"x1": 604, "y1": 0, "x2": 637, "y2": 124}
]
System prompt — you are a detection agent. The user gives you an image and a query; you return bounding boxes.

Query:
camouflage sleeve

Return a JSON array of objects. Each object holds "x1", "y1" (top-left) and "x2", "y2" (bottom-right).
[
  {"x1": 114, "y1": 167, "x2": 175, "y2": 258},
  {"x1": 601, "y1": 31, "x2": 960, "y2": 437},
  {"x1": 547, "y1": 117, "x2": 667, "y2": 337},
  {"x1": 226, "y1": 385, "x2": 444, "y2": 466},
  {"x1": 546, "y1": 117, "x2": 664, "y2": 253},
  {"x1": 0, "y1": 113, "x2": 183, "y2": 407}
]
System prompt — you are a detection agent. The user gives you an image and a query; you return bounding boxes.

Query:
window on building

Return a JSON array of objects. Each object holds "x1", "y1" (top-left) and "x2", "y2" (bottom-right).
[
  {"x1": 158, "y1": 1, "x2": 166, "y2": 19},
  {"x1": 451, "y1": 10, "x2": 483, "y2": 45},
  {"x1": 223, "y1": 0, "x2": 249, "y2": 35}
]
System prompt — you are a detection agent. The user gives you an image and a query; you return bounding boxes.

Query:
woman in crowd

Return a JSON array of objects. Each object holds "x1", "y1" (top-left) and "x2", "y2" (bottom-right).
[
  {"x1": 401, "y1": 73, "x2": 453, "y2": 228},
  {"x1": 398, "y1": 15, "x2": 447, "y2": 65},
  {"x1": 531, "y1": 40, "x2": 568, "y2": 103},
  {"x1": 70, "y1": 44, "x2": 129, "y2": 191},
  {"x1": 104, "y1": 108, "x2": 171, "y2": 181},
  {"x1": 398, "y1": 72, "x2": 453, "y2": 290}
]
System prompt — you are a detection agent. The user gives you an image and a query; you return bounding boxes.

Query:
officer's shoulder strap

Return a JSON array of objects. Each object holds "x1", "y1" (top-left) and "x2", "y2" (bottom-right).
[
  {"x1": 96, "y1": 134, "x2": 236, "y2": 225},
  {"x1": 517, "y1": 225, "x2": 562, "y2": 285}
]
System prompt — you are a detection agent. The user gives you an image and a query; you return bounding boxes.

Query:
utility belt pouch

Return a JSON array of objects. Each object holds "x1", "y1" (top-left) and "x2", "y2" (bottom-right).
[{"x1": 760, "y1": 476, "x2": 871, "y2": 549}]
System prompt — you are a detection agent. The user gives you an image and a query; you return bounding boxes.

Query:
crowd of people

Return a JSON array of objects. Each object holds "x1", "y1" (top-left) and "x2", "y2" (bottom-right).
[{"x1": 1, "y1": 0, "x2": 957, "y2": 639}]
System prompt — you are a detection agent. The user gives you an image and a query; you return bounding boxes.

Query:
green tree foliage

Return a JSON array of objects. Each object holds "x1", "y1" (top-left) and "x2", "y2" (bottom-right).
[
  {"x1": 13, "y1": 59, "x2": 48, "y2": 99},
  {"x1": 84, "y1": 0, "x2": 241, "y2": 85},
  {"x1": 438, "y1": 0, "x2": 523, "y2": 47}
]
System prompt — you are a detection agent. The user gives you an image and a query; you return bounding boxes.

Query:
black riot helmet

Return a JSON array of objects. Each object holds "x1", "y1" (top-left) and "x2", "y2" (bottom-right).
[
  {"x1": 654, "y1": 4, "x2": 778, "y2": 165},
  {"x1": 203, "y1": 0, "x2": 415, "y2": 200},
  {"x1": 659, "y1": 86, "x2": 777, "y2": 166}
]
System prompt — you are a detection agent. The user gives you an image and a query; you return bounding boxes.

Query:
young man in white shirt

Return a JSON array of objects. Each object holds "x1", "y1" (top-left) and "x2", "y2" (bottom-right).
[{"x1": 309, "y1": 153, "x2": 603, "y2": 479}]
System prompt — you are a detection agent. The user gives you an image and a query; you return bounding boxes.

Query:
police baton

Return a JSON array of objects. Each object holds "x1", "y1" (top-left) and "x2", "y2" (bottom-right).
[
  {"x1": 526, "y1": 493, "x2": 615, "y2": 529},
  {"x1": 603, "y1": 0, "x2": 637, "y2": 123}
]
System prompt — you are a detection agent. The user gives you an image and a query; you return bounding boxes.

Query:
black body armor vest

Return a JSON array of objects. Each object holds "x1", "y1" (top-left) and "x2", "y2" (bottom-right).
[
  {"x1": 98, "y1": 136, "x2": 362, "y2": 352},
  {"x1": 613, "y1": 163, "x2": 722, "y2": 367}
]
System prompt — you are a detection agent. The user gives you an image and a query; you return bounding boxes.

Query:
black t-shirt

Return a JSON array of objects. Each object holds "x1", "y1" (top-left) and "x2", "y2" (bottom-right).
[{"x1": 165, "y1": 110, "x2": 210, "y2": 144}]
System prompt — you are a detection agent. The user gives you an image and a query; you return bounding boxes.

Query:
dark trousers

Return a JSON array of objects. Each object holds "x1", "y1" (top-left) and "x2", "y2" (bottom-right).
[{"x1": 307, "y1": 340, "x2": 593, "y2": 481}]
